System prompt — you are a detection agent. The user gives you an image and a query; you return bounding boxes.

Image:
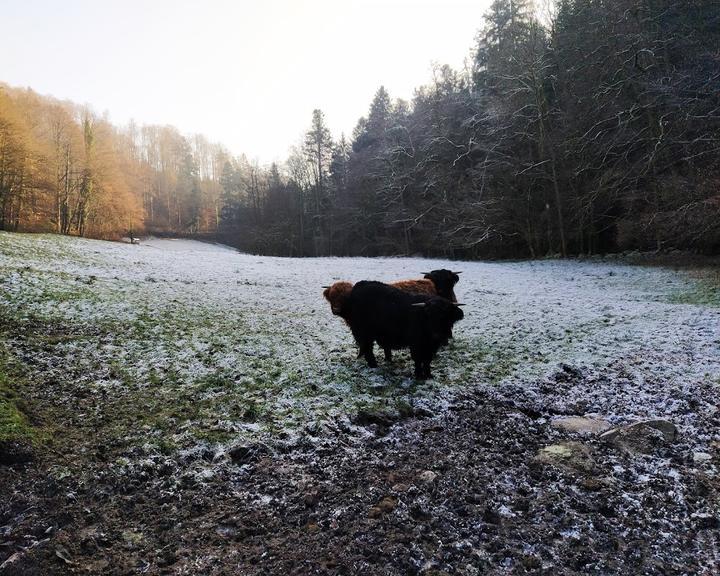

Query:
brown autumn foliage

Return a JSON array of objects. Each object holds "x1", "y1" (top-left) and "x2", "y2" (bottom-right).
[
  {"x1": 1, "y1": 86, "x2": 137, "y2": 237},
  {"x1": 0, "y1": 84, "x2": 226, "y2": 239}
]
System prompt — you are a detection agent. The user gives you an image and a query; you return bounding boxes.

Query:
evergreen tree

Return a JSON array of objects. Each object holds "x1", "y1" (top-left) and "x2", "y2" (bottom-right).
[{"x1": 303, "y1": 109, "x2": 333, "y2": 216}]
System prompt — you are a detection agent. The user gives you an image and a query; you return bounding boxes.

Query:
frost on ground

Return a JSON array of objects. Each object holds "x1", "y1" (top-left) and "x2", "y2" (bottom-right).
[{"x1": 0, "y1": 232, "x2": 719, "y2": 575}]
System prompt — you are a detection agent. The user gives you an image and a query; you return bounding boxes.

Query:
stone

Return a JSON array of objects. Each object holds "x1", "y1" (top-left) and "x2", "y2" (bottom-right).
[
  {"x1": 386, "y1": 471, "x2": 402, "y2": 484},
  {"x1": 551, "y1": 417, "x2": 611, "y2": 435},
  {"x1": 693, "y1": 452, "x2": 712, "y2": 464},
  {"x1": 303, "y1": 490, "x2": 320, "y2": 508},
  {"x1": 55, "y1": 545, "x2": 73, "y2": 565},
  {"x1": 640, "y1": 419, "x2": 678, "y2": 441},
  {"x1": 416, "y1": 470, "x2": 438, "y2": 484},
  {"x1": 368, "y1": 507, "x2": 382, "y2": 519},
  {"x1": 580, "y1": 477, "x2": 606, "y2": 491},
  {"x1": 536, "y1": 442, "x2": 596, "y2": 473},
  {"x1": 215, "y1": 524, "x2": 237, "y2": 539},
  {"x1": 378, "y1": 496, "x2": 397, "y2": 512},
  {"x1": 600, "y1": 419, "x2": 678, "y2": 453},
  {"x1": 539, "y1": 444, "x2": 573, "y2": 458}
]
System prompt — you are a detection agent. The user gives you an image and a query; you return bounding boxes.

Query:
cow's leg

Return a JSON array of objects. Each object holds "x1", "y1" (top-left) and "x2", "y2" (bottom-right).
[
  {"x1": 360, "y1": 340, "x2": 377, "y2": 368},
  {"x1": 351, "y1": 327, "x2": 377, "y2": 368},
  {"x1": 410, "y1": 348, "x2": 425, "y2": 379},
  {"x1": 423, "y1": 361, "x2": 433, "y2": 379},
  {"x1": 414, "y1": 346, "x2": 433, "y2": 379}
]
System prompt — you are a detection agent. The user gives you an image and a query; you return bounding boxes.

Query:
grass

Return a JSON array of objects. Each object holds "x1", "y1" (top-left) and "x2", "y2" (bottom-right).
[
  {"x1": 0, "y1": 230, "x2": 584, "y2": 460},
  {"x1": 6, "y1": 231, "x2": 715, "y2": 461},
  {"x1": 0, "y1": 348, "x2": 34, "y2": 444},
  {"x1": 668, "y1": 269, "x2": 720, "y2": 307},
  {"x1": 447, "y1": 338, "x2": 524, "y2": 384},
  {"x1": 0, "y1": 288, "x2": 525, "y2": 456}
]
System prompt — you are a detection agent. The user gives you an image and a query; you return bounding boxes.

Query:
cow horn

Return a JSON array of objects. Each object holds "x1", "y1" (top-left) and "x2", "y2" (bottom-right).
[
  {"x1": 453, "y1": 271, "x2": 463, "y2": 274},
  {"x1": 454, "y1": 303, "x2": 466, "y2": 306},
  {"x1": 421, "y1": 272, "x2": 430, "y2": 275},
  {"x1": 322, "y1": 285, "x2": 331, "y2": 289},
  {"x1": 411, "y1": 302, "x2": 427, "y2": 307}
]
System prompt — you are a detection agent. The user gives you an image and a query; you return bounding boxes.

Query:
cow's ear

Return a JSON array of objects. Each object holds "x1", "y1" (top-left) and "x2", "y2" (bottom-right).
[{"x1": 323, "y1": 287, "x2": 331, "y2": 299}]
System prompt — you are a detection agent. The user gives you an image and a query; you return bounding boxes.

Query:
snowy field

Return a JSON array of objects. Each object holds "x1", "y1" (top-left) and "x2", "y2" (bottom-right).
[
  {"x1": 1, "y1": 232, "x2": 718, "y2": 449},
  {"x1": 1, "y1": 232, "x2": 720, "y2": 574}
]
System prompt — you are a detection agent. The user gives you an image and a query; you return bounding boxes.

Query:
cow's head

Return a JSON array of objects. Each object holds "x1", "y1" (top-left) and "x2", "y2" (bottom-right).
[
  {"x1": 413, "y1": 298, "x2": 464, "y2": 346},
  {"x1": 322, "y1": 281, "x2": 354, "y2": 316},
  {"x1": 422, "y1": 269, "x2": 461, "y2": 302}
]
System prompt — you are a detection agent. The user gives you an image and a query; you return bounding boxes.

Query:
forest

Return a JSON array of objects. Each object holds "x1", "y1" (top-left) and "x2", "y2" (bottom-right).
[{"x1": 1, "y1": 0, "x2": 718, "y2": 258}]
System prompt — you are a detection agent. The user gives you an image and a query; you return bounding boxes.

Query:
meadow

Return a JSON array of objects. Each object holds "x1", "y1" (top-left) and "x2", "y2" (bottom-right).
[{"x1": 1, "y1": 233, "x2": 718, "y2": 574}]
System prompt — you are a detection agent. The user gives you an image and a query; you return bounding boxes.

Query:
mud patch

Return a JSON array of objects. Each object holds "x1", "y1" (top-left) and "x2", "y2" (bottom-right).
[{"x1": 2, "y1": 366, "x2": 719, "y2": 575}]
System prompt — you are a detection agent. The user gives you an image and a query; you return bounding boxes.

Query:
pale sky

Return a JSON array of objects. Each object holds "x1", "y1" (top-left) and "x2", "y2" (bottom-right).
[{"x1": 1, "y1": 0, "x2": 491, "y2": 163}]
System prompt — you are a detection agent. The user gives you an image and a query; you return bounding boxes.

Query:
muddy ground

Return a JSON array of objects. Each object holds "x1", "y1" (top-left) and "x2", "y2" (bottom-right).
[{"x1": 2, "y1": 361, "x2": 719, "y2": 575}]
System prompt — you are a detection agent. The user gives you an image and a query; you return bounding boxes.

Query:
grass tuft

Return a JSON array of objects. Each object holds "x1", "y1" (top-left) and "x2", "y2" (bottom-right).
[
  {"x1": 0, "y1": 350, "x2": 34, "y2": 443},
  {"x1": 668, "y1": 270, "x2": 720, "y2": 307}
]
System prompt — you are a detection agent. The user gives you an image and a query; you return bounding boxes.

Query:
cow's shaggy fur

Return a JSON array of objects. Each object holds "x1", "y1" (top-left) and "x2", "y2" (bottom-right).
[
  {"x1": 323, "y1": 272, "x2": 457, "y2": 319},
  {"x1": 322, "y1": 281, "x2": 354, "y2": 318},
  {"x1": 344, "y1": 281, "x2": 464, "y2": 379}
]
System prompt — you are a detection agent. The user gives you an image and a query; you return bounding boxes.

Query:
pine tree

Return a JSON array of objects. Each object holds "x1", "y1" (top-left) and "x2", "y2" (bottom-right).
[
  {"x1": 473, "y1": 0, "x2": 534, "y2": 93},
  {"x1": 303, "y1": 109, "x2": 333, "y2": 216}
]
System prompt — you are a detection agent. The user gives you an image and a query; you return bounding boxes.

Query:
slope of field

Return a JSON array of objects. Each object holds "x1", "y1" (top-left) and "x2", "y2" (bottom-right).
[{"x1": 0, "y1": 233, "x2": 718, "y2": 575}]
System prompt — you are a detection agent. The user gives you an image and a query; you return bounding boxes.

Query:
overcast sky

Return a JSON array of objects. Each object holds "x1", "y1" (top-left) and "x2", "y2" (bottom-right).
[{"x1": 2, "y1": 0, "x2": 491, "y2": 163}]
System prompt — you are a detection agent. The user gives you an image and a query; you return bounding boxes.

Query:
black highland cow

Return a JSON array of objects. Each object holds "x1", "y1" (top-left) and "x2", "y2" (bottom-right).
[{"x1": 345, "y1": 281, "x2": 464, "y2": 379}]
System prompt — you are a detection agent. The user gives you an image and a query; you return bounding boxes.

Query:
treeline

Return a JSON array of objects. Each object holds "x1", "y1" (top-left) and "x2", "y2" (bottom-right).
[
  {"x1": 0, "y1": 86, "x2": 228, "y2": 238},
  {"x1": 225, "y1": 0, "x2": 720, "y2": 258},
  {"x1": 2, "y1": 0, "x2": 719, "y2": 258},
  {"x1": 0, "y1": 86, "x2": 139, "y2": 237}
]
